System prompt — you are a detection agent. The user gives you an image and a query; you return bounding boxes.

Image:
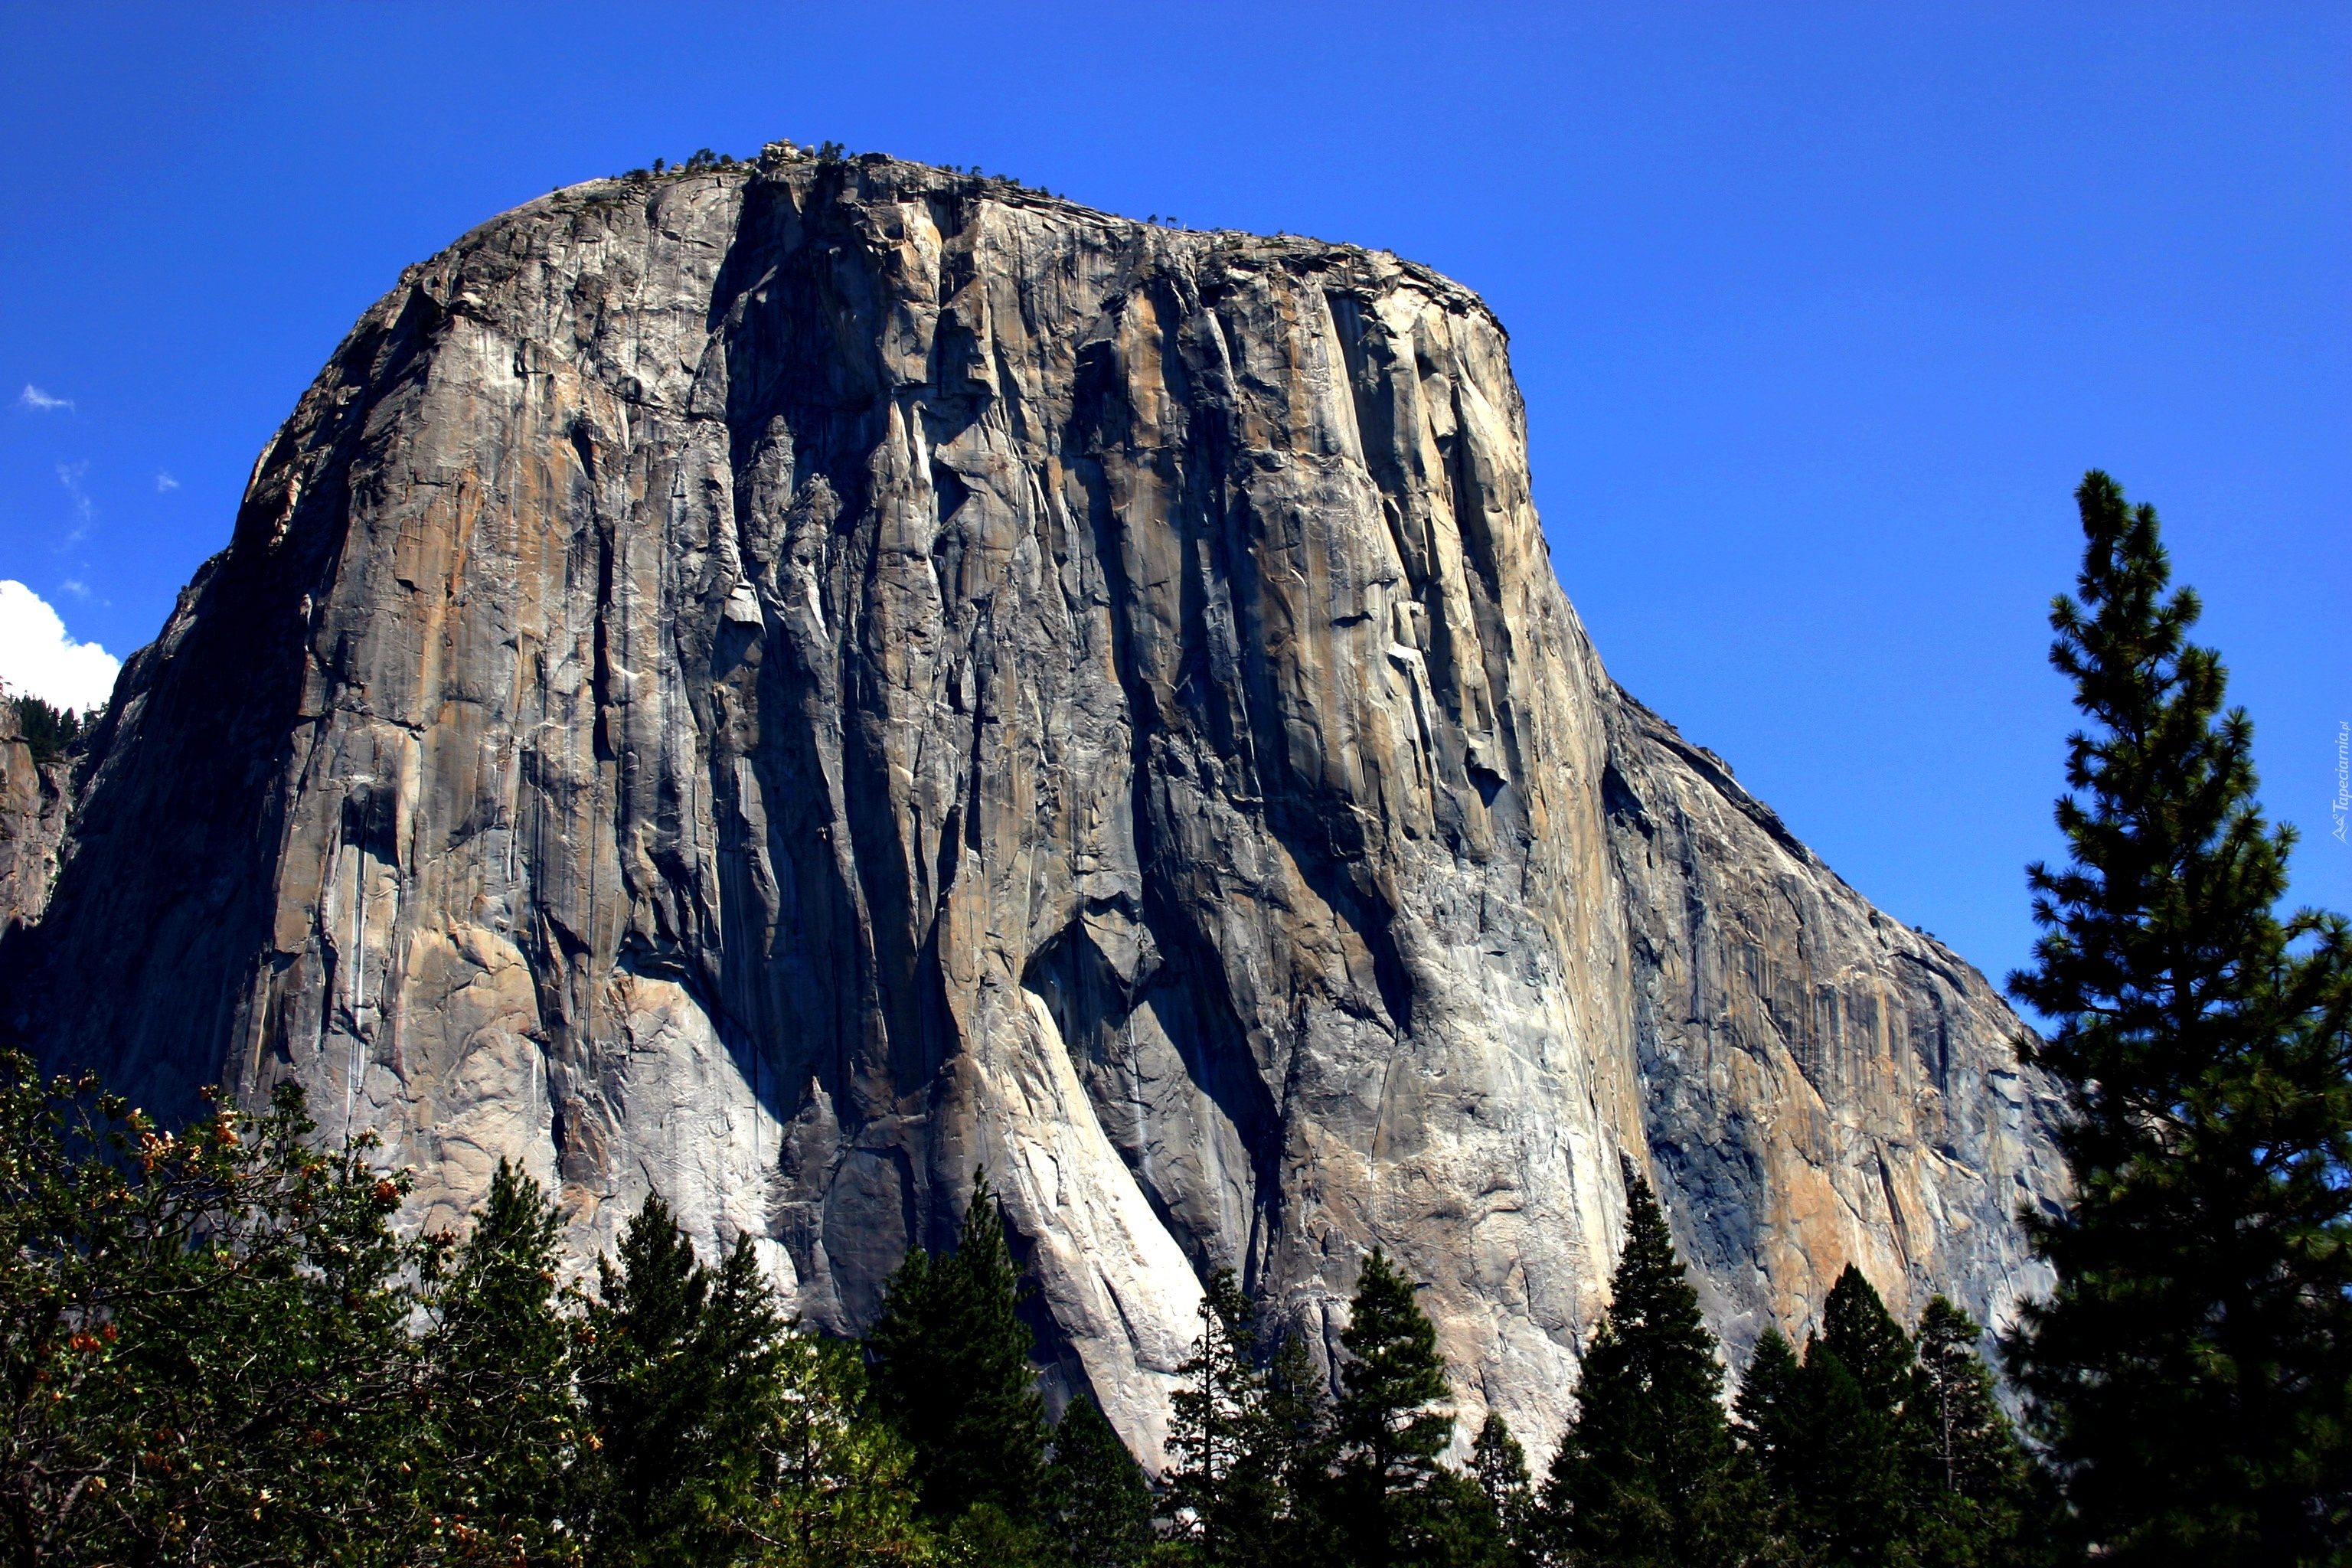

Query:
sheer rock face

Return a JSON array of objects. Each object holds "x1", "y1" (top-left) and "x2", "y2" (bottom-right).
[
  {"x1": 0, "y1": 704, "x2": 70, "y2": 937},
  {"x1": 3, "y1": 155, "x2": 2063, "y2": 1465}
]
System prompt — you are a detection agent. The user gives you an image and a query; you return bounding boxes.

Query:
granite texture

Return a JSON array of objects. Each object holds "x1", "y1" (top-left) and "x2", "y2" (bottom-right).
[
  {"x1": 0, "y1": 700, "x2": 70, "y2": 939},
  {"x1": 1, "y1": 152, "x2": 2063, "y2": 1465}
]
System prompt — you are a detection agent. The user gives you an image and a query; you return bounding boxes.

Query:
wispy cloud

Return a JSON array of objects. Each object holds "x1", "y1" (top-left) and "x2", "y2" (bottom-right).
[
  {"x1": 54, "y1": 462, "x2": 93, "y2": 546},
  {"x1": 155, "y1": 471, "x2": 180, "y2": 492},
  {"x1": 17, "y1": 384, "x2": 74, "y2": 414},
  {"x1": 57, "y1": 580, "x2": 89, "y2": 599},
  {"x1": 0, "y1": 580, "x2": 119, "y2": 714}
]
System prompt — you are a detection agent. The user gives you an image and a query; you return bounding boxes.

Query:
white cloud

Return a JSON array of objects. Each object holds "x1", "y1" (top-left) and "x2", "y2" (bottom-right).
[
  {"x1": 17, "y1": 384, "x2": 74, "y2": 414},
  {"x1": 155, "y1": 471, "x2": 179, "y2": 492},
  {"x1": 0, "y1": 580, "x2": 120, "y2": 715}
]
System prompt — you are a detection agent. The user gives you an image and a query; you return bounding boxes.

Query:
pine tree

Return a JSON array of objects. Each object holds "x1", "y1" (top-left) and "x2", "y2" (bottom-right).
[
  {"x1": 1905, "y1": 1296, "x2": 2036, "y2": 1568},
  {"x1": 865, "y1": 1168, "x2": 1053, "y2": 1544},
  {"x1": 1471, "y1": 1411, "x2": 1537, "y2": 1566},
  {"x1": 756, "y1": 1331, "x2": 932, "y2": 1566},
  {"x1": 1819, "y1": 1265, "x2": 1915, "y2": 1415},
  {"x1": 420, "y1": 1158, "x2": 584, "y2": 1560},
  {"x1": 1166, "y1": 1267, "x2": 1283, "y2": 1561},
  {"x1": 1263, "y1": 1327, "x2": 1338, "y2": 1562},
  {"x1": 1731, "y1": 1327, "x2": 1805, "y2": 1560},
  {"x1": 578, "y1": 1194, "x2": 791, "y2": 1564},
  {"x1": 2007, "y1": 471, "x2": 2352, "y2": 1563},
  {"x1": 1331, "y1": 1247, "x2": 1454, "y2": 1567},
  {"x1": 1540, "y1": 1174, "x2": 1749, "y2": 1568},
  {"x1": 1778, "y1": 1266, "x2": 1914, "y2": 1567},
  {"x1": 1049, "y1": 1396, "x2": 1154, "y2": 1568}
]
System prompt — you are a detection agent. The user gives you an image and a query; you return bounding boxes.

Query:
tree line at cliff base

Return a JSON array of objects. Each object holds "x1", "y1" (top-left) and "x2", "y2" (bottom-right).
[{"x1": 4, "y1": 470, "x2": 2346, "y2": 1566}]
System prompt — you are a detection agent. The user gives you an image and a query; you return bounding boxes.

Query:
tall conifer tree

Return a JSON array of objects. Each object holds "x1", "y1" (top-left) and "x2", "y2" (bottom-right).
[
  {"x1": 577, "y1": 1194, "x2": 792, "y2": 1566},
  {"x1": 420, "y1": 1158, "x2": 583, "y2": 1559},
  {"x1": 2008, "y1": 471, "x2": 2352, "y2": 1562},
  {"x1": 1166, "y1": 1267, "x2": 1285, "y2": 1562},
  {"x1": 865, "y1": 1168, "x2": 1052, "y2": 1542},
  {"x1": 1263, "y1": 1326, "x2": 1339, "y2": 1561},
  {"x1": 1906, "y1": 1296, "x2": 2037, "y2": 1568},
  {"x1": 1732, "y1": 1327, "x2": 1805, "y2": 1559},
  {"x1": 1785, "y1": 1266, "x2": 1913, "y2": 1566},
  {"x1": 1540, "y1": 1173, "x2": 1748, "y2": 1568},
  {"x1": 1332, "y1": 1248, "x2": 1454, "y2": 1568},
  {"x1": 1472, "y1": 1411, "x2": 1537, "y2": 1566},
  {"x1": 1049, "y1": 1396, "x2": 1153, "y2": 1568}
]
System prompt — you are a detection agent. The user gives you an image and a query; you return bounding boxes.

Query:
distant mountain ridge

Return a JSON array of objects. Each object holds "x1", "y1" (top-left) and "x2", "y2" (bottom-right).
[{"x1": 0, "y1": 149, "x2": 2063, "y2": 1465}]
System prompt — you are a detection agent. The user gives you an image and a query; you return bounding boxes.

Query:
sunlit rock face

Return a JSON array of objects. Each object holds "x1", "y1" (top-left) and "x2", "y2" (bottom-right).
[
  {"x1": 0, "y1": 701, "x2": 70, "y2": 937},
  {"x1": 2, "y1": 153, "x2": 2063, "y2": 1465}
]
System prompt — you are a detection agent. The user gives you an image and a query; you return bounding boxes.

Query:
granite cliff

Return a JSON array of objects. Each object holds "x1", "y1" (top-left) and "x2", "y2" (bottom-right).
[
  {"x1": 0, "y1": 701, "x2": 70, "y2": 939},
  {"x1": 0, "y1": 150, "x2": 2063, "y2": 1465}
]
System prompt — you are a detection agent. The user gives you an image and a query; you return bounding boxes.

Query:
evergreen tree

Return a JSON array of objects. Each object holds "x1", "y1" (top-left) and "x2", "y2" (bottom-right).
[
  {"x1": 755, "y1": 1331, "x2": 932, "y2": 1567},
  {"x1": 1739, "y1": 1272, "x2": 2047, "y2": 1568},
  {"x1": 1049, "y1": 1396, "x2": 1154, "y2": 1568},
  {"x1": 1471, "y1": 1411, "x2": 1537, "y2": 1566},
  {"x1": 420, "y1": 1158, "x2": 585, "y2": 1561},
  {"x1": 1730, "y1": 1328, "x2": 1805, "y2": 1561},
  {"x1": 1165, "y1": 1267, "x2": 1282, "y2": 1561},
  {"x1": 1731, "y1": 1328, "x2": 1801, "y2": 1473},
  {"x1": 865, "y1": 1168, "x2": 1052, "y2": 1544},
  {"x1": 2007, "y1": 471, "x2": 2352, "y2": 1562},
  {"x1": 578, "y1": 1195, "x2": 792, "y2": 1565},
  {"x1": 1819, "y1": 1265, "x2": 1916, "y2": 1416},
  {"x1": 9, "y1": 693, "x2": 82, "y2": 764},
  {"x1": 1540, "y1": 1174, "x2": 1748, "y2": 1568},
  {"x1": 1262, "y1": 1327, "x2": 1339, "y2": 1563},
  {"x1": 1331, "y1": 1247, "x2": 1454, "y2": 1567},
  {"x1": 1905, "y1": 1296, "x2": 2036, "y2": 1568},
  {"x1": 1770, "y1": 1266, "x2": 1914, "y2": 1567},
  {"x1": 1410, "y1": 1468, "x2": 1514, "y2": 1568},
  {"x1": 0, "y1": 1061, "x2": 433, "y2": 1566}
]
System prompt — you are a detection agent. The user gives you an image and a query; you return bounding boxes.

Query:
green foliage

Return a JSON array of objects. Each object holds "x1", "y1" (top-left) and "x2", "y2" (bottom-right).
[
  {"x1": 1469, "y1": 1413, "x2": 1537, "y2": 1566},
  {"x1": 1050, "y1": 1396, "x2": 1153, "y2": 1568},
  {"x1": 1788, "y1": 1266, "x2": 1914, "y2": 1566},
  {"x1": 0, "y1": 1051, "x2": 433, "y2": 1566},
  {"x1": 1403, "y1": 1466, "x2": 1513, "y2": 1568},
  {"x1": 577, "y1": 1196, "x2": 794, "y2": 1564},
  {"x1": 1331, "y1": 1248, "x2": 1455, "y2": 1567},
  {"x1": 865, "y1": 1169, "x2": 1051, "y2": 1539},
  {"x1": 1730, "y1": 1327, "x2": 1804, "y2": 1559},
  {"x1": 756, "y1": 1332, "x2": 932, "y2": 1566},
  {"x1": 0, "y1": 1054, "x2": 937, "y2": 1566},
  {"x1": 418, "y1": 1156, "x2": 587, "y2": 1560},
  {"x1": 10, "y1": 693, "x2": 82, "y2": 764},
  {"x1": 1540, "y1": 1174, "x2": 1750, "y2": 1568},
  {"x1": 2007, "y1": 471, "x2": 2352, "y2": 1563},
  {"x1": 1730, "y1": 1276, "x2": 2044, "y2": 1568},
  {"x1": 1165, "y1": 1267, "x2": 1282, "y2": 1560},
  {"x1": 1906, "y1": 1297, "x2": 2041, "y2": 1568}
]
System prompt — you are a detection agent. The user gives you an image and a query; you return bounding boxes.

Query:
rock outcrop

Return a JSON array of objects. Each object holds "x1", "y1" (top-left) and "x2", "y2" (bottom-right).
[
  {"x1": 0, "y1": 701, "x2": 70, "y2": 939},
  {"x1": 2, "y1": 151, "x2": 2064, "y2": 1465}
]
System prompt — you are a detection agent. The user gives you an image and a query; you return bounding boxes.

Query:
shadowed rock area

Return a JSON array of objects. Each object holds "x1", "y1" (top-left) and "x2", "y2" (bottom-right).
[{"x1": 0, "y1": 150, "x2": 2063, "y2": 1465}]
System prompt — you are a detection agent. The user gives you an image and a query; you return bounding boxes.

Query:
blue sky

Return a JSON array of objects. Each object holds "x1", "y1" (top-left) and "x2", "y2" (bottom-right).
[{"x1": 2, "y1": 2, "x2": 2344, "y2": 998}]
